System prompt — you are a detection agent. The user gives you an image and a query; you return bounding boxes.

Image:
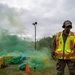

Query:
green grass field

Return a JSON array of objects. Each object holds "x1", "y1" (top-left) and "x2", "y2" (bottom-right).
[{"x1": 0, "y1": 60, "x2": 69, "y2": 75}]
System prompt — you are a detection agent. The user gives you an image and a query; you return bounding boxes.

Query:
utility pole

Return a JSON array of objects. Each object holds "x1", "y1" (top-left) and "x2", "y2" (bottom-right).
[{"x1": 32, "y1": 22, "x2": 37, "y2": 50}]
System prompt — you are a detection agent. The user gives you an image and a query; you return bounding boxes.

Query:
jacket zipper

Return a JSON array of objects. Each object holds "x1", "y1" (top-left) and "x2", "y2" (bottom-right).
[
  {"x1": 63, "y1": 42, "x2": 65, "y2": 59},
  {"x1": 63, "y1": 37, "x2": 67, "y2": 59}
]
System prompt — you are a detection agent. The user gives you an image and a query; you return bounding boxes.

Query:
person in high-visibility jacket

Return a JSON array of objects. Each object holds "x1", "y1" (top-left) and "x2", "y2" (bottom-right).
[{"x1": 51, "y1": 20, "x2": 75, "y2": 75}]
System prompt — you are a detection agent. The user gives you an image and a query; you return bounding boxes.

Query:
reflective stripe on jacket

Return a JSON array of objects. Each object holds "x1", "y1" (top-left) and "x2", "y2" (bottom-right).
[{"x1": 55, "y1": 32, "x2": 75, "y2": 59}]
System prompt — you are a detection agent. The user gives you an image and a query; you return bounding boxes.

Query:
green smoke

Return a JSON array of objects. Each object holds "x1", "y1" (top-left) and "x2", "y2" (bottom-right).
[
  {"x1": 0, "y1": 4, "x2": 52, "y2": 69},
  {"x1": 0, "y1": 28, "x2": 51, "y2": 69}
]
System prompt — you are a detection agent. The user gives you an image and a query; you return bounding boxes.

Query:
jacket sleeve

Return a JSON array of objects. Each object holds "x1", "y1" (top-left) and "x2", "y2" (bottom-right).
[{"x1": 51, "y1": 36, "x2": 56, "y2": 53}]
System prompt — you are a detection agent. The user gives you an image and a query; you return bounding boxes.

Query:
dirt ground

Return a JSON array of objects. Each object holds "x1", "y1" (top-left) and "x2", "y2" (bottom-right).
[
  {"x1": 0, "y1": 64, "x2": 56, "y2": 75},
  {"x1": 0, "y1": 61, "x2": 69, "y2": 75}
]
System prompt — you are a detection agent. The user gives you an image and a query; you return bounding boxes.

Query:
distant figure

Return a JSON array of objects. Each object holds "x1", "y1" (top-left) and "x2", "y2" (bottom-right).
[{"x1": 51, "y1": 20, "x2": 75, "y2": 75}]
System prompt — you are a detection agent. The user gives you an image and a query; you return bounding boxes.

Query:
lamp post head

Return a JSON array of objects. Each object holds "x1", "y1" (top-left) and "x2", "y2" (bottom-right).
[
  {"x1": 32, "y1": 22, "x2": 37, "y2": 26},
  {"x1": 35, "y1": 22, "x2": 37, "y2": 25}
]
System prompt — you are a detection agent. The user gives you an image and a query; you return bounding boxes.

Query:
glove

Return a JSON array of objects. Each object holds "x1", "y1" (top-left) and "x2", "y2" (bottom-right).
[{"x1": 51, "y1": 52, "x2": 56, "y2": 60}]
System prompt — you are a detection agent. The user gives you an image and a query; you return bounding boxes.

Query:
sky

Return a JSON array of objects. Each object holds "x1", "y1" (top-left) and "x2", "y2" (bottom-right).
[{"x1": 0, "y1": 0, "x2": 75, "y2": 41}]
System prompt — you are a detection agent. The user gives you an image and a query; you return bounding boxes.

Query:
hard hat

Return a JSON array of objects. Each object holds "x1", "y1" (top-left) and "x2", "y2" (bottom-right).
[{"x1": 62, "y1": 20, "x2": 72, "y2": 28}]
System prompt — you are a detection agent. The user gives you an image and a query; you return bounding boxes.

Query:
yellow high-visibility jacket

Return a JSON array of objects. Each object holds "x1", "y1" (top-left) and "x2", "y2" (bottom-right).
[{"x1": 55, "y1": 31, "x2": 75, "y2": 59}]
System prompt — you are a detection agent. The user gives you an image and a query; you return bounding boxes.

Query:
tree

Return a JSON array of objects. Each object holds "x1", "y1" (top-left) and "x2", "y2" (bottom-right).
[{"x1": 36, "y1": 37, "x2": 52, "y2": 50}]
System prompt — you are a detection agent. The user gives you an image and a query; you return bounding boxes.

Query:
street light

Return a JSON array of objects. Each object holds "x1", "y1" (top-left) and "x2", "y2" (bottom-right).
[{"x1": 32, "y1": 22, "x2": 37, "y2": 50}]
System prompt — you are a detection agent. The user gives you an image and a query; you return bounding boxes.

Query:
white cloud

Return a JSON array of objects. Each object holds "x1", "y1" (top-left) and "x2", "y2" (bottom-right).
[
  {"x1": 0, "y1": 0, "x2": 75, "y2": 40},
  {"x1": 0, "y1": 0, "x2": 39, "y2": 10}
]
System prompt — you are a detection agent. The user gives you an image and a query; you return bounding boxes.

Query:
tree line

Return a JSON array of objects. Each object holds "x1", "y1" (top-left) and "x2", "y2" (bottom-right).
[{"x1": 0, "y1": 29, "x2": 55, "y2": 51}]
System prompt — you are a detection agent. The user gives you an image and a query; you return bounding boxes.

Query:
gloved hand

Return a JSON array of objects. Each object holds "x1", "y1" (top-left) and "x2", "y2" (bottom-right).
[{"x1": 51, "y1": 52, "x2": 56, "y2": 60}]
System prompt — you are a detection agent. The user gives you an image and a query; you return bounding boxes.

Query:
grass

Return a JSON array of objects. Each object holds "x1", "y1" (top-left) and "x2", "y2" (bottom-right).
[
  {"x1": 0, "y1": 60, "x2": 69, "y2": 75},
  {"x1": 0, "y1": 65, "x2": 56, "y2": 75}
]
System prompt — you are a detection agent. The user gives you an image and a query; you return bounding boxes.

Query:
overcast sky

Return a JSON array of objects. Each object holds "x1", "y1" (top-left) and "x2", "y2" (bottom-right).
[{"x1": 0, "y1": 0, "x2": 75, "y2": 41}]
